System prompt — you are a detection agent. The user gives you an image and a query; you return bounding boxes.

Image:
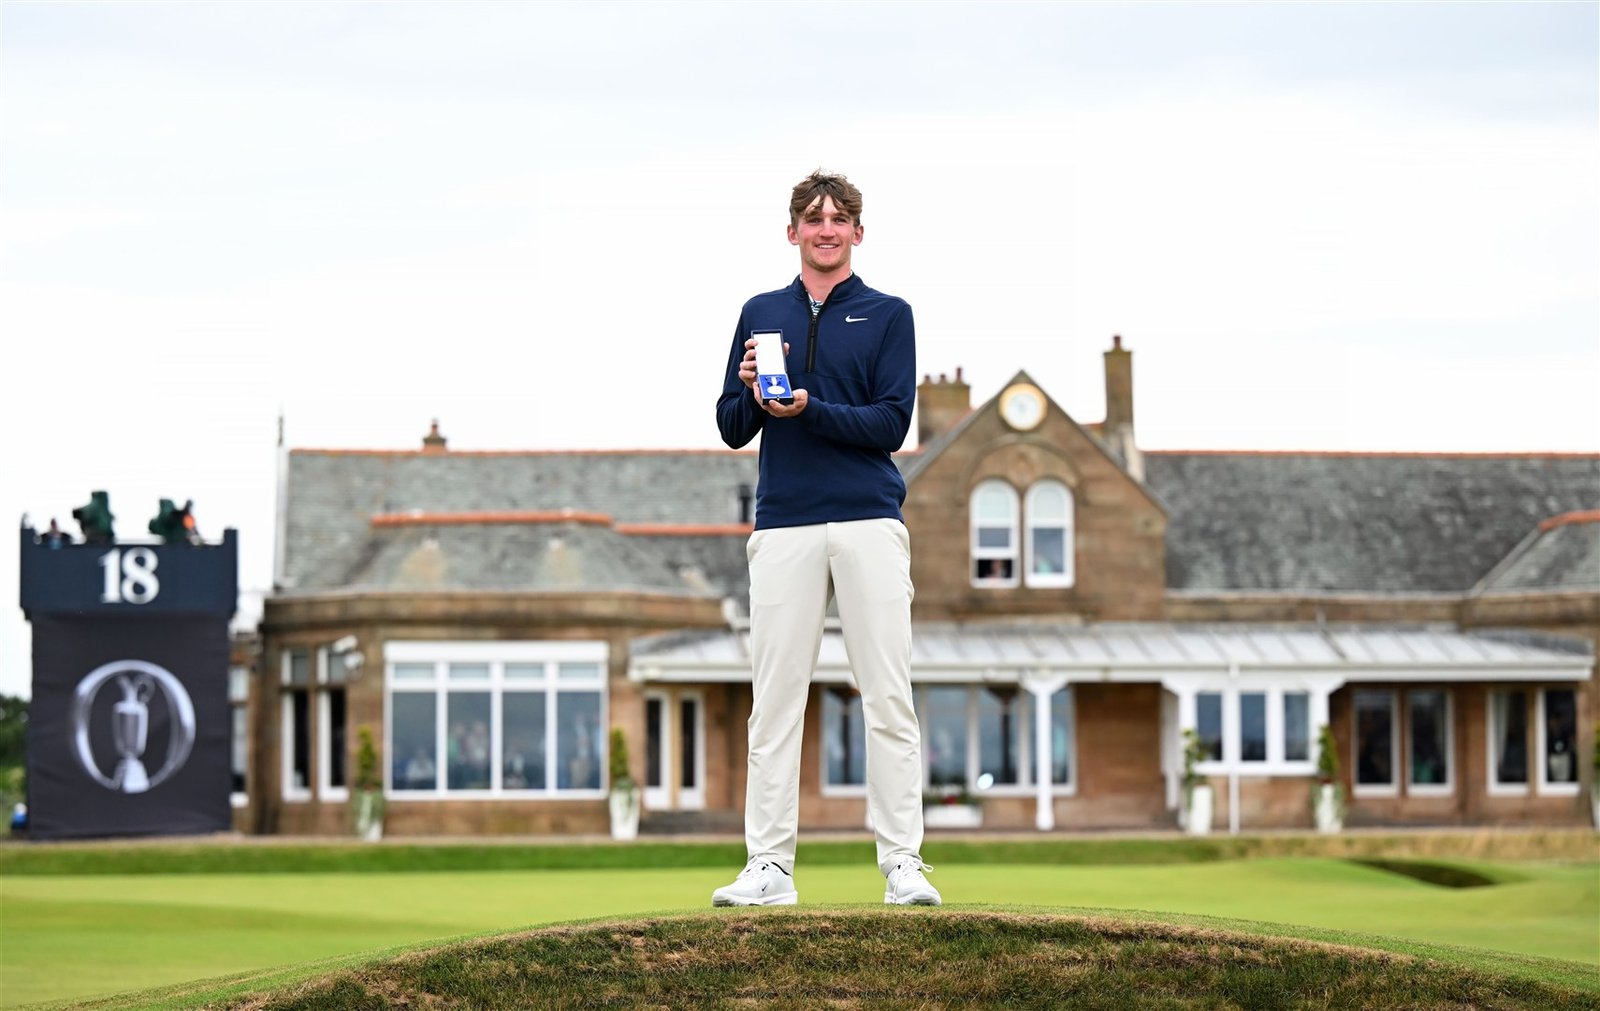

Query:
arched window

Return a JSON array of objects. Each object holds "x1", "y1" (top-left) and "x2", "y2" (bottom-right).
[
  {"x1": 970, "y1": 480, "x2": 1019, "y2": 586},
  {"x1": 1025, "y1": 480, "x2": 1074, "y2": 587}
]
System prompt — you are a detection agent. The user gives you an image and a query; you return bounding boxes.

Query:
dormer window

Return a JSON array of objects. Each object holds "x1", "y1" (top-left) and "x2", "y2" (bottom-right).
[
  {"x1": 1024, "y1": 480, "x2": 1075, "y2": 587},
  {"x1": 970, "y1": 480, "x2": 1019, "y2": 585}
]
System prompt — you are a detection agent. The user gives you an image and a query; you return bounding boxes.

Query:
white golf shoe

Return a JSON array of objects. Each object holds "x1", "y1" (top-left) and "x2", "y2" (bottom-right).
[
  {"x1": 884, "y1": 858, "x2": 941, "y2": 905},
  {"x1": 711, "y1": 857, "x2": 798, "y2": 906}
]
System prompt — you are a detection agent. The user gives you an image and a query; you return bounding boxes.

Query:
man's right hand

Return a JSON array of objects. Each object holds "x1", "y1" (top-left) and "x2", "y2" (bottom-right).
[
  {"x1": 739, "y1": 338, "x2": 760, "y2": 391},
  {"x1": 742, "y1": 339, "x2": 791, "y2": 403}
]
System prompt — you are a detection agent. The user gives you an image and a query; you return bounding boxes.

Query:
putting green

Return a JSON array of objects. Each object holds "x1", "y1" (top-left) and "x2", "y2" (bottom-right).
[{"x1": 1, "y1": 858, "x2": 1594, "y2": 1007}]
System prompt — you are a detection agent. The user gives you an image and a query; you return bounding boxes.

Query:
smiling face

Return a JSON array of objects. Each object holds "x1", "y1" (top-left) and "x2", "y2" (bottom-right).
[{"x1": 788, "y1": 194, "x2": 863, "y2": 277}]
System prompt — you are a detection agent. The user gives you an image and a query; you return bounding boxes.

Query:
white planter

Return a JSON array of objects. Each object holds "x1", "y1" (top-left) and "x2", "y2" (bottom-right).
[
  {"x1": 1313, "y1": 783, "x2": 1343, "y2": 834},
  {"x1": 609, "y1": 787, "x2": 641, "y2": 841},
  {"x1": 353, "y1": 791, "x2": 384, "y2": 842},
  {"x1": 1184, "y1": 784, "x2": 1213, "y2": 836},
  {"x1": 923, "y1": 804, "x2": 983, "y2": 829}
]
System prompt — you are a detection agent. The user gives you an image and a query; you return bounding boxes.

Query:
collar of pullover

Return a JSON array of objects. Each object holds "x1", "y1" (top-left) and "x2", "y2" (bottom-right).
[{"x1": 789, "y1": 272, "x2": 863, "y2": 306}]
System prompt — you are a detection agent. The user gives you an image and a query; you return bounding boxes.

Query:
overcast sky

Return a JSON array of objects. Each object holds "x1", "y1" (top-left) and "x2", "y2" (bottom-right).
[{"x1": 3, "y1": 1, "x2": 1596, "y2": 699}]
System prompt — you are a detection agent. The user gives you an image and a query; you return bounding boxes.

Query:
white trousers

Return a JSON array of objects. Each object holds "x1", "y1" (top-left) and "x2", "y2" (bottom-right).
[{"x1": 744, "y1": 517, "x2": 924, "y2": 876}]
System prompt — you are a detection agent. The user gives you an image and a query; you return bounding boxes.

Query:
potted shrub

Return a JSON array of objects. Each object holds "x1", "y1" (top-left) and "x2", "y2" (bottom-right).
[
  {"x1": 352, "y1": 726, "x2": 384, "y2": 842},
  {"x1": 608, "y1": 728, "x2": 641, "y2": 841},
  {"x1": 1181, "y1": 728, "x2": 1212, "y2": 836},
  {"x1": 922, "y1": 786, "x2": 983, "y2": 829},
  {"x1": 1312, "y1": 723, "x2": 1344, "y2": 834}
]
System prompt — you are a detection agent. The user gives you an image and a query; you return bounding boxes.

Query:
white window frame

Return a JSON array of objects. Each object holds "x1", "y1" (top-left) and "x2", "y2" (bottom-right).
[
  {"x1": 229, "y1": 663, "x2": 250, "y2": 809},
  {"x1": 1195, "y1": 691, "x2": 1227, "y2": 764},
  {"x1": 1023, "y1": 480, "x2": 1075, "y2": 588},
  {"x1": 820, "y1": 685, "x2": 868, "y2": 798},
  {"x1": 1238, "y1": 691, "x2": 1269, "y2": 765},
  {"x1": 280, "y1": 649, "x2": 312, "y2": 802},
  {"x1": 316, "y1": 647, "x2": 349, "y2": 802},
  {"x1": 975, "y1": 683, "x2": 1034, "y2": 792},
  {"x1": 970, "y1": 480, "x2": 1020, "y2": 588},
  {"x1": 914, "y1": 684, "x2": 1075, "y2": 798},
  {"x1": 1536, "y1": 687, "x2": 1581, "y2": 797},
  {"x1": 643, "y1": 689, "x2": 706, "y2": 810},
  {"x1": 1487, "y1": 688, "x2": 1531, "y2": 797},
  {"x1": 1046, "y1": 685, "x2": 1078, "y2": 795},
  {"x1": 644, "y1": 691, "x2": 670, "y2": 809},
  {"x1": 1188, "y1": 684, "x2": 1321, "y2": 779},
  {"x1": 1281, "y1": 690, "x2": 1312, "y2": 763},
  {"x1": 676, "y1": 691, "x2": 706, "y2": 811},
  {"x1": 1350, "y1": 689, "x2": 1399, "y2": 798},
  {"x1": 1404, "y1": 689, "x2": 1453, "y2": 797},
  {"x1": 383, "y1": 641, "x2": 608, "y2": 802}
]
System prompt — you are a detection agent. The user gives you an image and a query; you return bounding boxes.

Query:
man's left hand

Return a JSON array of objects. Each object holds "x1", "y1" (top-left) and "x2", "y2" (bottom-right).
[{"x1": 762, "y1": 389, "x2": 809, "y2": 418}]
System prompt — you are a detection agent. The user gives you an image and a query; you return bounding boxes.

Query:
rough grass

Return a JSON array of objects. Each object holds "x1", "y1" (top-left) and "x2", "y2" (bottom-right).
[
  {"x1": 75, "y1": 910, "x2": 1600, "y2": 1011},
  {"x1": 5, "y1": 846, "x2": 1596, "y2": 1006}
]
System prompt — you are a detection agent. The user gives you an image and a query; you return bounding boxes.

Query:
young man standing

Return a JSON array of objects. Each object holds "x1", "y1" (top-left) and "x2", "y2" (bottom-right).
[{"x1": 712, "y1": 170, "x2": 939, "y2": 907}]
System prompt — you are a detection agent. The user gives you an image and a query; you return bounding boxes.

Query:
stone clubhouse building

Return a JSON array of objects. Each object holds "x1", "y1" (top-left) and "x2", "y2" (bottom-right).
[{"x1": 242, "y1": 339, "x2": 1599, "y2": 838}]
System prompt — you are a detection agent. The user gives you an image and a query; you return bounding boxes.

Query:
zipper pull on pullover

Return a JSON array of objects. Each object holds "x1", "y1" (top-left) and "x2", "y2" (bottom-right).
[{"x1": 805, "y1": 283, "x2": 839, "y2": 372}]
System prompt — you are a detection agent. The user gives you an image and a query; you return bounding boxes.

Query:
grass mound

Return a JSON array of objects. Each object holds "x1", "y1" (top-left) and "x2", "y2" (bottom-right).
[{"x1": 155, "y1": 910, "x2": 1597, "y2": 1010}]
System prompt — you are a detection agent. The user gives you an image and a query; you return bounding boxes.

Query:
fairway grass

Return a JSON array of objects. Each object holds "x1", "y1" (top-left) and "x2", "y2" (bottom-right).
[
  {"x1": 39, "y1": 909, "x2": 1600, "y2": 1011},
  {"x1": 3, "y1": 857, "x2": 1596, "y2": 1007}
]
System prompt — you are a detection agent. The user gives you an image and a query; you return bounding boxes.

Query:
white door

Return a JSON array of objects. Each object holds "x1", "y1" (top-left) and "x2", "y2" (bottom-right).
[{"x1": 644, "y1": 690, "x2": 704, "y2": 811}]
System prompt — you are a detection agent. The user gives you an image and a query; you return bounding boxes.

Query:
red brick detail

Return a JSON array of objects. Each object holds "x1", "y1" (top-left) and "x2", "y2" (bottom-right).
[
  {"x1": 1539, "y1": 509, "x2": 1600, "y2": 532},
  {"x1": 293, "y1": 448, "x2": 756, "y2": 458},
  {"x1": 370, "y1": 511, "x2": 613, "y2": 528},
  {"x1": 615, "y1": 523, "x2": 754, "y2": 536}
]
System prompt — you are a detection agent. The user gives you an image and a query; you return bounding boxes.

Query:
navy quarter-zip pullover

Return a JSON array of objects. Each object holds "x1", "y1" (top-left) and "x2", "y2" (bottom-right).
[{"x1": 716, "y1": 274, "x2": 915, "y2": 530}]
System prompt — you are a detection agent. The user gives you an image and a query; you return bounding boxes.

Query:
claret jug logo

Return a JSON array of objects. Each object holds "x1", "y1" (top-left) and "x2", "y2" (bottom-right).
[{"x1": 71, "y1": 660, "x2": 196, "y2": 793}]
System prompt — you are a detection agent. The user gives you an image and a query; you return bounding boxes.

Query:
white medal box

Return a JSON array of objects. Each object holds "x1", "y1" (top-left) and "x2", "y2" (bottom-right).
[{"x1": 751, "y1": 329, "x2": 792, "y2": 403}]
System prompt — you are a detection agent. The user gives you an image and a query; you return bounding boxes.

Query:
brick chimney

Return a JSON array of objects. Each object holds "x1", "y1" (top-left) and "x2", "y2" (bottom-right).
[
  {"x1": 1102, "y1": 336, "x2": 1142, "y2": 479},
  {"x1": 422, "y1": 419, "x2": 448, "y2": 454},
  {"x1": 917, "y1": 367, "x2": 971, "y2": 446}
]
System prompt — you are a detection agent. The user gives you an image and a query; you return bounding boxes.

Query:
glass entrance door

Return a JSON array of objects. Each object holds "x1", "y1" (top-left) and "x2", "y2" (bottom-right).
[{"x1": 644, "y1": 690, "x2": 704, "y2": 811}]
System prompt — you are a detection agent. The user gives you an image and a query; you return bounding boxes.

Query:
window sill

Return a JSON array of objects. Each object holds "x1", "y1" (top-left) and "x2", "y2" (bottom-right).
[
  {"x1": 923, "y1": 804, "x2": 983, "y2": 829},
  {"x1": 1487, "y1": 783, "x2": 1531, "y2": 797},
  {"x1": 1195, "y1": 762, "x2": 1317, "y2": 777},
  {"x1": 1536, "y1": 783, "x2": 1581, "y2": 797},
  {"x1": 1023, "y1": 577, "x2": 1075, "y2": 589},
  {"x1": 1350, "y1": 784, "x2": 1399, "y2": 799},
  {"x1": 385, "y1": 790, "x2": 609, "y2": 801},
  {"x1": 1405, "y1": 784, "x2": 1455, "y2": 798}
]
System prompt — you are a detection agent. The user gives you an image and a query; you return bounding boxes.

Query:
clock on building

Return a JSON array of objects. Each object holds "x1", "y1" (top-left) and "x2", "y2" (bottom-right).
[{"x1": 999, "y1": 383, "x2": 1046, "y2": 431}]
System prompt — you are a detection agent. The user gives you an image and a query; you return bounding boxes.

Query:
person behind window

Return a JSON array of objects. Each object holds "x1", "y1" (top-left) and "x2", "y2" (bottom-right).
[{"x1": 403, "y1": 748, "x2": 434, "y2": 790}]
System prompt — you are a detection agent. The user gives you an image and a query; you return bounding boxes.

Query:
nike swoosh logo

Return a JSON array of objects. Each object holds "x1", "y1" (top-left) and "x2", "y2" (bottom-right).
[{"x1": 845, "y1": 316, "x2": 868, "y2": 323}]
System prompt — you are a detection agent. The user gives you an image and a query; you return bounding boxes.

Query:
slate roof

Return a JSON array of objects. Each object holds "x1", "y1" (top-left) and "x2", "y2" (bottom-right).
[
  {"x1": 281, "y1": 443, "x2": 1599, "y2": 598},
  {"x1": 1473, "y1": 512, "x2": 1600, "y2": 595},
  {"x1": 337, "y1": 519, "x2": 710, "y2": 595},
  {"x1": 281, "y1": 450, "x2": 758, "y2": 592},
  {"x1": 1144, "y1": 453, "x2": 1600, "y2": 593}
]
